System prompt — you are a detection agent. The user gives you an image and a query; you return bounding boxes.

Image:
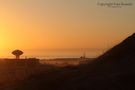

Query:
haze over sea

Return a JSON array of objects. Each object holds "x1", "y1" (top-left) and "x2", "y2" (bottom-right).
[{"x1": 0, "y1": 49, "x2": 104, "y2": 59}]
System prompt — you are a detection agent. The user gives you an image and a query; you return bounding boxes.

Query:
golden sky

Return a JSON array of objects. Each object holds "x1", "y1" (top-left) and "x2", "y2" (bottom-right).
[{"x1": 0, "y1": 0, "x2": 135, "y2": 57}]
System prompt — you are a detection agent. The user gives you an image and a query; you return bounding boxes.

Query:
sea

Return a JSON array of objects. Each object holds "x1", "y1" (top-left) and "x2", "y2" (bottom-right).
[{"x1": 0, "y1": 49, "x2": 106, "y2": 59}]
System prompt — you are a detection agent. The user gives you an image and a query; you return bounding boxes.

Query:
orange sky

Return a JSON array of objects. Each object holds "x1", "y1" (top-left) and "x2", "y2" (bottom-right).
[{"x1": 0, "y1": 0, "x2": 135, "y2": 57}]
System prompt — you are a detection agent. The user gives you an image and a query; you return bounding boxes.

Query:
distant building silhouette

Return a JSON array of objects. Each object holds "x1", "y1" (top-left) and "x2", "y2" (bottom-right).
[{"x1": 12, "y1": 50, "x2": 23, "y2": 59}]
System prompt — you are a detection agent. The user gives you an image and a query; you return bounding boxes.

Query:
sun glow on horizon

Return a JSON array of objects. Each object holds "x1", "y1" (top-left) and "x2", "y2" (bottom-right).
[{"x1": 0, "y1": 0, "x2": 135, "y2": 57}]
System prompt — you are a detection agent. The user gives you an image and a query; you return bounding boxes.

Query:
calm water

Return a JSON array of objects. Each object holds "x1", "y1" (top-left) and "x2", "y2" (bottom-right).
[{"x1": 0, "y1": 49, "x2": 106, "y2": 59}]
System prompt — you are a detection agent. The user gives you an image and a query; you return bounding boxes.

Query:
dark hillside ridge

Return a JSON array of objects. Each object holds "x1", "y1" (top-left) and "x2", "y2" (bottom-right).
[
  {"x1": 98, "y1": 33, "x2": 135, "y2": 61},
  {"x1": 94, "y1": 33, "x2": 135, "y2": 70}
]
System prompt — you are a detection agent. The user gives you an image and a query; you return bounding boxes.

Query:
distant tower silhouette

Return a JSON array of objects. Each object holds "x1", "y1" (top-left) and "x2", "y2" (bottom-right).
[
  {"x1": 80, "y1": 52, "x2": 86, "y2": 59},
  {"x1": 83, "y1": 52, "x2": 86, "y2": 59},
  {"x1": 12, "y1": 50, "x2": 23, "y2": 59}
]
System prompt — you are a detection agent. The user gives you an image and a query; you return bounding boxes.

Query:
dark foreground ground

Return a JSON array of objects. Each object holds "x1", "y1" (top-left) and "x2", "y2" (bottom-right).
[{"x1": 2, "y1": 64, "x2": 135, "y2": 90}]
